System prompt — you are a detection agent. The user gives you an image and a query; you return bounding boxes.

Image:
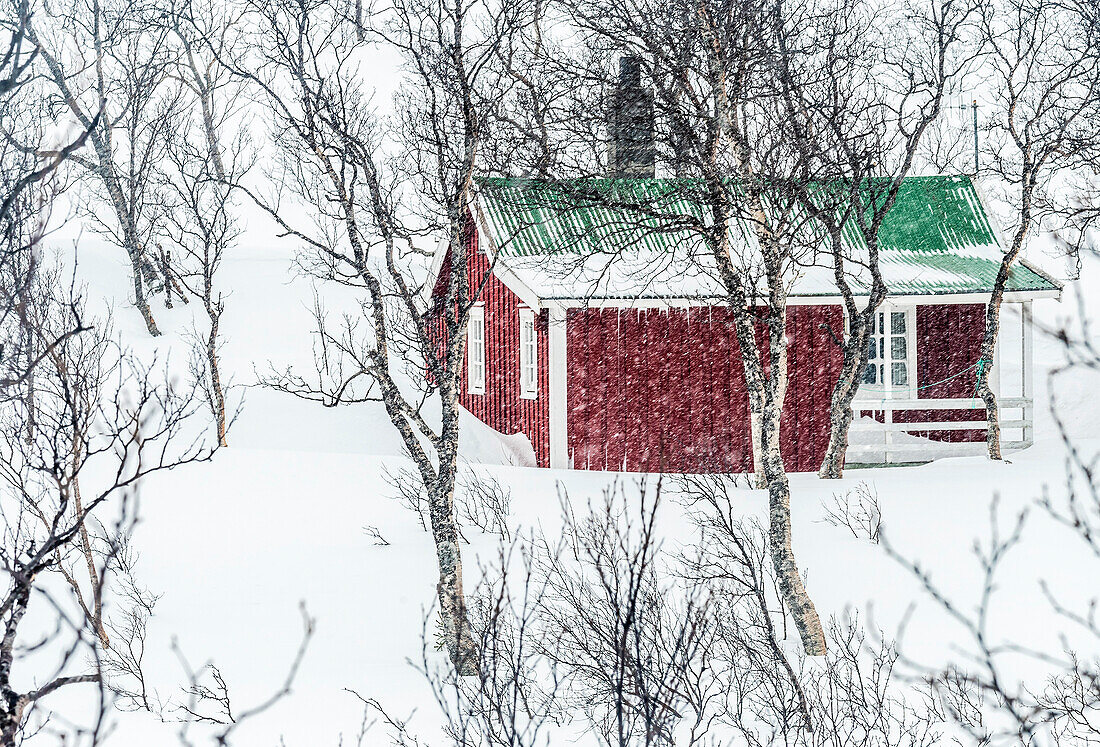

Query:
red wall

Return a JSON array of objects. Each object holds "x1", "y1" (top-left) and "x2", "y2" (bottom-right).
[
  {"x1": 445, "y1": 254, "x2": 986, "y2": 469},
  {"x1": 565, "y1": 305, "x2": 845, "y2": 473},
  {"x1": 898, "y1": 303, "x2": 986, "y2": 442},
  {"x1": 457, "y1": 235, "x2": 551, "y2": 466}
]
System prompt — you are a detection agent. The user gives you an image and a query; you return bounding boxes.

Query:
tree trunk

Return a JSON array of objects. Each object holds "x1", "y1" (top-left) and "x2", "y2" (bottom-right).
[
  {"x1": 72, "y1": 477, "x2": 110, "y2": 649},
  {"x1": 818, "y1": 321, "x2": 872, "y2": 479},
  {"x1": 426, "y1": 380, "x2": 477, "y2": 675},
  {"x1": 767, "y1": 473, "x2": 827, "y2": 656},
  {"x1": 749, "y1": 410, "x2": 766, "y2": 488},
  {"x1": 763, "y1": 403, "x2": 827, "y2": 655},
  {"x1": 132, "y1": 271, "x2": 160, "y2": 337},
  {"x1": 428, "y1": 475, "x2": 477, "y2": 675},
  {"x1": 976, "y1": 176, "x2": 1034, "y2": 461},
  {"x1": 207, "y1": 312, "x2": 228, "y2": 447},
  {"x1": 0, "y1": 577, "x2": 31, "y2": 747},
  {"x1": 976, "y1": 299, "x2": 1002, "y2": 460},
  {"x1": 817, "y1": 401, "x2": 854, "y2": 479},
  {"x1": 749, "y1": 300, "x2": 828, "y2": 656},
  {"x1": 976, "y1": 196, "x2": 1031, "y2": 462}
]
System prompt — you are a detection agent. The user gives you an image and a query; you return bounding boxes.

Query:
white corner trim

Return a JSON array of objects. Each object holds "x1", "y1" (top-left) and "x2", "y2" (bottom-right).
[
  {"x1": 547, "y1": 303, "x2": 569, "y2": 469},
  {"x1": 1017, "y1": 258, "x2": 1065, "y2": 297},
  {"x1": 422, "y1": 234, "x2": 452, "y2": 305},
  {"x1": 492, "y1": 261, "x2": 544, "y2": 312}
]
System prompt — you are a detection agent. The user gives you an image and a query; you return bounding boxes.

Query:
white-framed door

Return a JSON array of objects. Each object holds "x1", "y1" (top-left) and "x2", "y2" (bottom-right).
[{"x1": 860, "y1": 304, "x2": 917, "y2": 399}]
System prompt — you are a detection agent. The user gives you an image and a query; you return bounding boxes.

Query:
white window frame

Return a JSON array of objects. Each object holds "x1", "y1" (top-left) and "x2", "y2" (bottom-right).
[
  {"x1": 858, "y1": 305, "x2": 917, "y2": 398},
  {"x1": 519, "y1": 307, "x2": 538, "y2": 399},
  {"x1": 467, "y1": 305, "x2": 485, "y2": 395}
]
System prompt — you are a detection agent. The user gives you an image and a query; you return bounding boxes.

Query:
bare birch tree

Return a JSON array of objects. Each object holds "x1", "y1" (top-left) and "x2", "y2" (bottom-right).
[
  {"x1": 23, "y1": 0, "x2": 186, "y2": 336},
  {"x1": 766, "y1": 0, "x2": 980, "y2": 478},
  {"x1": 0, "y1": 0, "x2": 98, "y2": 228},
  {"x1": 1, "y1": 0, "x2": 96, "y2": 399},
  {"x1": 972, "y1": 0, "x2": 1100, "y2": 459},
  {"x1": 0, "y1": 255, "x2": 216, "y2": 743},
  {"x1": 216, "y1": 0, "x2": 539, "y2": 673},
  {"x1": 161, "y1": 0, "x2": 250, "y2": 446},
  {"x1": 557, "y1": 0, "x2": 831, "y2": 653},
  {"x1": 543, "y1": 0, "x2": 984, "y2": 649}
]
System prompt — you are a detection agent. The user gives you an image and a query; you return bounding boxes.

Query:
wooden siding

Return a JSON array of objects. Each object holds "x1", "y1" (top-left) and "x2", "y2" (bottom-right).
[
  {"x1": 457, "y1": 233, "x2": 551, "y2": 466},
  {"x1": 565, "y1": 305, "x2": 845, "y2": 473},
  {"x1": 897, "y1": 303, "x2": 986, "y2": 442}
]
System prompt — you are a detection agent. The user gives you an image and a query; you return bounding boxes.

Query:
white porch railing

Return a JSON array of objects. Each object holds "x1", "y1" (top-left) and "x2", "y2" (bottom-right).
[{"x1": 847, "y1": 396, "x2": 1033, "y2": 464}]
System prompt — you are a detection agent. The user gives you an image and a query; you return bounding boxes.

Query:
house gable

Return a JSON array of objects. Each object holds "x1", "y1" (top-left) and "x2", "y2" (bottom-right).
[{"x1": 450, "y1": 225, "x2": 550, "y2": 467}]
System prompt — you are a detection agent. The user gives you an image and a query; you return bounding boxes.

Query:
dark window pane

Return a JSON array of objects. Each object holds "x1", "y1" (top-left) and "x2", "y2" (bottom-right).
[
  {"x1": 891, "y1": 336, "x2": 907, "y2": 361},
  {"x1": 891, "y1": 312, "x2": 906, "y2": 334}
]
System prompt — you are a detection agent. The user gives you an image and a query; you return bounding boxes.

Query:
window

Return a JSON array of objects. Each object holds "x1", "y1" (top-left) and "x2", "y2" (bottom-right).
[
  {"x1": 862, "y1": 307, "x2": 915, "y2": 394},
  {"x1": 519, "y1": 308, "x2": 538, "y2": 399},
  {"x1": 467, "y1": 306, "x2": 485, "y2": 395}
]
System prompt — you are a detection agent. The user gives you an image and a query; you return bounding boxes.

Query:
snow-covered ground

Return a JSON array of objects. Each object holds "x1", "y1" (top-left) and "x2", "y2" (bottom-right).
[{"x1": 28, "y1": 234, "x2": 1100, "y2": 744}]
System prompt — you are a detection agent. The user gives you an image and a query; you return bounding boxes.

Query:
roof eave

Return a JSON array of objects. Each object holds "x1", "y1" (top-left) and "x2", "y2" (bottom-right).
[
  {"x1": 1018, "y1": 257, "x2": 1065, "y2": 294},
  {"x1": 534, "y1": 287, "x2": 1061, "y2": 308}
]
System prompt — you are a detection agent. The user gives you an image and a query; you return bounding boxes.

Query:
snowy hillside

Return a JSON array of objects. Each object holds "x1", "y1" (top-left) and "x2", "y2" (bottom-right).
[{"x1": 22, "y1": 234, "x2": 1095, "y2": 744}]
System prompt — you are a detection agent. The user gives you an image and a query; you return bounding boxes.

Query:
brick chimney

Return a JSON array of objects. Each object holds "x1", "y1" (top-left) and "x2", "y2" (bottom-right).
[{"x1": 608, "y1": 55, "x2": 655, "y2": 178}]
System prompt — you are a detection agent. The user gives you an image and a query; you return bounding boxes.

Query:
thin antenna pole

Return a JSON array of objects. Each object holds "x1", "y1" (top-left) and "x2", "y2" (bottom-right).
[{"x1": 972, "y1": 99, "x2": 979, "y2": 175}]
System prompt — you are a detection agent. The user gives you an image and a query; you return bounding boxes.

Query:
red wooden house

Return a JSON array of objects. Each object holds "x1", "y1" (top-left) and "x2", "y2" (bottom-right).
[
  {"x1": 426, "y1": 58, "x2": 1060, "y2": 474},
  {"x1": 426, "y1": 173, "x2": 1060, "y2": 474}
]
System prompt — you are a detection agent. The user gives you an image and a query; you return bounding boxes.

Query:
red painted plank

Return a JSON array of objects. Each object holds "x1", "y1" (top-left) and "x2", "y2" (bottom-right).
[
  {"x1": 608, "y1": 309, "x2": 626, "y2": 470},
  {"x1": 591, "y1": 310, "x2": 608, "y2": 470},
  {"x1": 796, "y1": 307, "x2": 810, "y2": 469},
  {"x1": 543, "y1": 311, "x2": 550, "y2": 464},
  {"x1": 569, "y1": 311, "x2": 586, "y2": 468},
  {"x1": 655, "y1": 309, "x2": 672, "y2": 471},
  {"x1": 726, "y1": 308, "x2": 749, "y2": 472},
  {"x1": 568, "y1": 313, "x2": 584, "y2": 468},
  {"x1": 699, "y1": 309, "x2": 717, "y2": 469},
  {"x1": 782, "y1": 310, "x2": 797, "y2": 468},
  {"x1": 671, "y1": 308, "x2": 691, "y2": 472},
  {"x1": 636, "y1": 310, "x2": 653, "y2": 472},
  {"x1": 626, "y1": 310, "x2": 640, "y2": 472}
]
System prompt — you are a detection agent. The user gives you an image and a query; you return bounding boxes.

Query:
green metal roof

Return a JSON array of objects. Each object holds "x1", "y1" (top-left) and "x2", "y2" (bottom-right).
[{"x1": 473, "y1": 175, "x2": 1061, "y2": 299}]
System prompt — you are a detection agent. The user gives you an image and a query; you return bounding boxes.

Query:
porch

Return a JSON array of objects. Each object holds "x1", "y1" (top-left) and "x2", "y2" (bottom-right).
[{"x1": 846, "y1": 300, "x2": 1036, "y2": 465}]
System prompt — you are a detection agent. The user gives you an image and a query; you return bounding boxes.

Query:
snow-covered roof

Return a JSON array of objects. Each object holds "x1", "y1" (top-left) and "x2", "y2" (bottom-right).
[{"x1": 469, "y1": 175, "x2": 1061, "y2": 304}]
